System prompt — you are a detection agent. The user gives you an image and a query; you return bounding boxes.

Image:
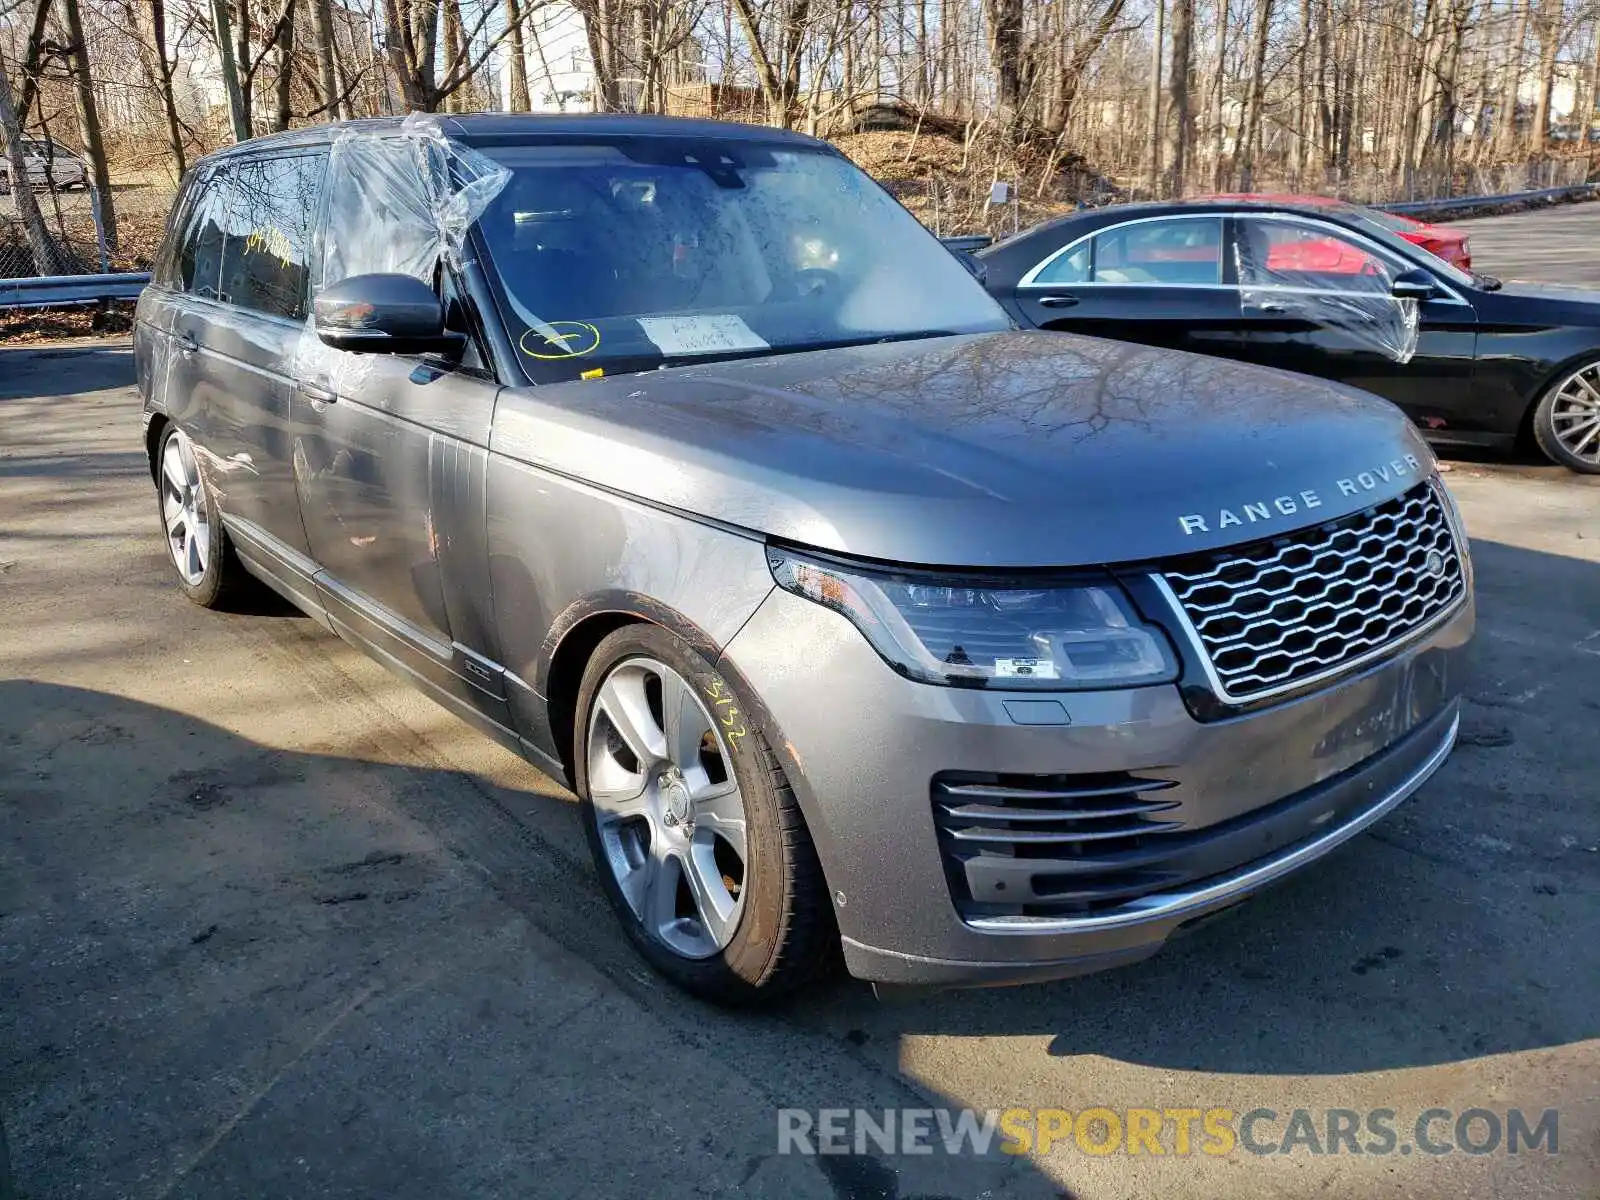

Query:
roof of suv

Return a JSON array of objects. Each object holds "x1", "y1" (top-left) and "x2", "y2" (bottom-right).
[{"x1": 200, "y1": 113, "x2": 831, "y2": 164}]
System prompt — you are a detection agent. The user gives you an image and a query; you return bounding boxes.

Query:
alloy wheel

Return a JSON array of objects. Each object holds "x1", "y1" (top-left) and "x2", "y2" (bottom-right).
[
  {"x1": 1549, "y1": 364, "x2": 1600, "y2": 464},
  {"x1": 160, "y1": 428, "x2": 210, "y2": 586},
  {"x1": 586, "y1": 657, "x2": 748, "y2": 960}
]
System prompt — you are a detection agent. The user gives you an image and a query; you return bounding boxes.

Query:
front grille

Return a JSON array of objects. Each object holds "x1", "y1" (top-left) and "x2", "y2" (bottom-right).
[
  {"x1": 933, "y1": 771, "x2": 1187, "y2": 915},
  {"x1": 1163, "y1": 482, "x2": 1466, "y2": 705}
]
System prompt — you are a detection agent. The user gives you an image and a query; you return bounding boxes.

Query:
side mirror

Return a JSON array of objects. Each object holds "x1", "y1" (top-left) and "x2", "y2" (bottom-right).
[
  {"x1": 314, "y1": 273, "x2": 465, "y2": 356},
  {"x1": 1390, "y1": 268, "x2": 1438, "y2": 301}
]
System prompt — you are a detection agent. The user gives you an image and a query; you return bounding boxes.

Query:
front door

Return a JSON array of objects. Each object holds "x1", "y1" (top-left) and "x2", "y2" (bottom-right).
[
  {"x1": 1229, "y1": 214, "x2": 1479, "y2": 432},
  {"x1": 292, "y1": 307, "x2": 509, "y2": 729}
]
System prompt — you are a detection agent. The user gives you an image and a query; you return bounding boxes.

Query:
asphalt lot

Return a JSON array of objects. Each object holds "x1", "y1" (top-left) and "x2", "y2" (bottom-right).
[{"x1": 3, "y1": 206, "x2": 1599, "y2": 1200}]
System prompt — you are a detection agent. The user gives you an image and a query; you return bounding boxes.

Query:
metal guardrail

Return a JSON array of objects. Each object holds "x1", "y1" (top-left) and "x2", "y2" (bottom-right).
[
  {"x1": 0, "y1": 272, "x2": 148, "y2": 309},
  {"x1": 1375, "y1": 184, "x2": 1598, "y2": 218}
]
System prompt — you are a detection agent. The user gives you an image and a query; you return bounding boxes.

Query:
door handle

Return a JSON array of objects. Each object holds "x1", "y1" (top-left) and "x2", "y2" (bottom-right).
[
  {"x1": 1251, "y1": 301, "x2": 1289, "y2": 315},
  {"x1": 1037, "y1": 295, "x2": 1080, "y2": 308},
  {"x1": 298, "y1": 383, "x2": 338, "y2": 405},
  {"x1": 175, "y1": 332, "x2": 198, "y2": 358}
]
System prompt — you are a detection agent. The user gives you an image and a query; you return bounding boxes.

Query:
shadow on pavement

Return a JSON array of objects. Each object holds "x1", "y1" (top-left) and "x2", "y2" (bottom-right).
[{"x1": 0, "y1": 679, "x2": 1054, "y2": 1200}]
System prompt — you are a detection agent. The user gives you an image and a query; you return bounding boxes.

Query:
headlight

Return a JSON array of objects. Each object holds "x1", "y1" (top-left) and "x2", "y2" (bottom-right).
[{"x1": 768, "y1": 549, "x2": 1177, "y2": 690}]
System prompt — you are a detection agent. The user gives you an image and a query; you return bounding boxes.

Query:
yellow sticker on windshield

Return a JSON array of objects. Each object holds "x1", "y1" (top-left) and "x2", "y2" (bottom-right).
[{"x1": 520, "y1": 321, "x2": 601, "y2": 360}]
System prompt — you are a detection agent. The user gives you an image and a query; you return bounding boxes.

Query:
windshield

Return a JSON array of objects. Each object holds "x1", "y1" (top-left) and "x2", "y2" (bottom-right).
[{"x1": 473, "y1": 139, "x2": 1009, "y2": 382}]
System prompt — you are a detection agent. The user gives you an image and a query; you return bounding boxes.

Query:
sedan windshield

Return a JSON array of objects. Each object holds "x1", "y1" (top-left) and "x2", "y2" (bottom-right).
[{"x1": 473, "y1": 139, "x2": 1010, "y2": 382}]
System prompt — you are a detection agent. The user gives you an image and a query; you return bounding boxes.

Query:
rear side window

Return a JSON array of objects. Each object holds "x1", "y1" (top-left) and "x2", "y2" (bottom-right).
[
  {"x1": 177, "y1": 173, "x2": 225, "y2": 300},
  {"x1": 172, "y1": 153, "x2": 323, "y2": 317},
  {"x1": 1091, "y1": 218, "x2": 1223, "y2": 285},
  {"x1": 1031, "y1": 241, "x2": 1089, "y2": 285}
]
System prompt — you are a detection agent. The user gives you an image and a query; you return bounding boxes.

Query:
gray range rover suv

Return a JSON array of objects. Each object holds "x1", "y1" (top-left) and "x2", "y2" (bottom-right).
[{"x1": 135, "y1": 114, "x2": 1474, "y2": 1003}]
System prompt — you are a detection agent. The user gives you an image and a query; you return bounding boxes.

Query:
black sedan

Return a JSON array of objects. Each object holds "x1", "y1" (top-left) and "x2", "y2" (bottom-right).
[{"x1": 976, "y1": 199, "x2": 1600, "y2": 473}]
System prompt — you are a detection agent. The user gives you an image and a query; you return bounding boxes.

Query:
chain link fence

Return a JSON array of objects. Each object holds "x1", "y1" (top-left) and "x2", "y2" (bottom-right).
[{"x1": 1, "y1": 174, "x2": 177, "y2": 281}]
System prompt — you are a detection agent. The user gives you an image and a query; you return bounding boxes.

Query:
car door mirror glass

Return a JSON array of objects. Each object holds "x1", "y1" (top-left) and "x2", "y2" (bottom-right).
[{"x1": 314, "y1": 273, "x2": 464, "y2": 356}]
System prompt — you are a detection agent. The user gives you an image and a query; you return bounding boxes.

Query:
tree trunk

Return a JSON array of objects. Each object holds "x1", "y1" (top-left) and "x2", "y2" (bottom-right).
[
  {"x1": 309, "y1": 0, "x2": 344, "y2": 119},
  {"x1": 273, "y1": 0, "x2": 297, "y2": 131},
  {"x1": 13, "y1": 0, "x2": 55, "y2": 130},
  {"x1": 59, "y1": 0, "x2": 117, "y2": 250},
  {"x1": 236, "y1": 0, "x2": 255, "y2": 132},
  {"x1": 1209, "y1": 0, "x2": 1227, "y2": 188},
  {"x1": 1236, "y1": 0, "x2": 1273, "y2": 189},
  {"x1": 985, "y1": 0, "x2": 1025, "y2": 113},
  {"x1": 0, "y1": 54, "x2": 65, "y2": 274},
  {"x1": 1529, "y1": 0, "x2": 1557, "y2": 155},
  {"x1": 210, "y1": 0, "x2": 252, "y2": 139},
  {"x1": 1165, "y1": 0, "x2": 1193, "y2": 195},
  {"x1": 1146, "y1": 0, "x2": 1165, "y2": 195},
  {"x1": 1495, "y1": 0, "x2": 1531, "y2": 156},
  {"x1": 145, "y1": 0, "x2": 187, "y2": 179},
  {"x1": 442, "y1": 0, "x2": 465, "y2": 112},
  {"x1": 504, "y1": 0, "x2": 532, "y2": 111}
]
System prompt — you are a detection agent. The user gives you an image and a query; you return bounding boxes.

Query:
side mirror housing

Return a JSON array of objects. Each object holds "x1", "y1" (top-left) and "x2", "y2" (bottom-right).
[
  {"x1": 1390, "y1": 268, "x2": 1438, "y2": 301},
  {"x1": 314, "y1": 273, "x2": 465, "y2": 356}
]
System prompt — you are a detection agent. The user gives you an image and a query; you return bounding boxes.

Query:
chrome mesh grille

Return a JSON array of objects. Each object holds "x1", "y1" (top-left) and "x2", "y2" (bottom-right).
[{"x1": 1163, "y1": 483, "x2": 1466, "y2": 704}]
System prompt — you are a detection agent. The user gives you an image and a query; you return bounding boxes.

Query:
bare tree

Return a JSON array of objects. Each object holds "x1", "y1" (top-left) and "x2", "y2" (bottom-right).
[
  {"x1": 1166, "y1": 0, "x2": 1194, "y2": 193},
  {"x1": 0, "y1": 49, "x2": 65, "y2": 273}
]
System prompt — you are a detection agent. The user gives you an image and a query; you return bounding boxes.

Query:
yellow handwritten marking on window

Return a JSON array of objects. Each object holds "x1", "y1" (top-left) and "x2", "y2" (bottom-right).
[
  {"x1": 245, "y1": 226, "x2": 294, "y2": 265},
  {"x1": 519, "y1": 321, "x2": 601, "y2": 360}
]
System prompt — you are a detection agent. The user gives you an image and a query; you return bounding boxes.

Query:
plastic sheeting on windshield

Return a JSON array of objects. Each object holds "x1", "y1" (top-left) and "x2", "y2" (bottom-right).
[{"x1": 1234, "y1": 222, "x2": 1421, "y2": 365}]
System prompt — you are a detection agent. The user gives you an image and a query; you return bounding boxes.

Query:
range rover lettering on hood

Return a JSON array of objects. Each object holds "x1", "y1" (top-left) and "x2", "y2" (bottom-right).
[{"x1": 1178, "y1": 453, "x2": 1424, "y2": 536}]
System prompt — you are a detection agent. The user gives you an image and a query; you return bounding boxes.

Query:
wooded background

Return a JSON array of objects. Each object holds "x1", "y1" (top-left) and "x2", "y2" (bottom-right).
[{"x1": 2, "y1": 0, "x2": 1598, "y2": 274}]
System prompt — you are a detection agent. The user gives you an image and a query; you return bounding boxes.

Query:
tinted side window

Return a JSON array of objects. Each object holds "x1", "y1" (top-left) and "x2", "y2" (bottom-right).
[
  {"x1": 1091, "y1": 218, "x2": 1223, "y2": 285},
  {"x1": 214, "y1": 154, "x2": 323, "y2": 318},
  {"x1": 178, "y1": 170, "x2": 225, "y2": 299},
  {"x1": 1031, "y1": 241, "x2": 1089, "y2": 285}
]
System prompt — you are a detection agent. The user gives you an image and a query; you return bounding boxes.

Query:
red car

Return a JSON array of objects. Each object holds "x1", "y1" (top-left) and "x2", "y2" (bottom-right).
[{"x1": 1206, "y1": 193, "x2": 1472, "y2": 270}]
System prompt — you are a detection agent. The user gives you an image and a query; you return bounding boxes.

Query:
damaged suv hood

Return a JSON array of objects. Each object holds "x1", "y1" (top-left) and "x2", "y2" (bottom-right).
[{"x1": 490, "y1": 331, "x2": 1436, "y2": 568}]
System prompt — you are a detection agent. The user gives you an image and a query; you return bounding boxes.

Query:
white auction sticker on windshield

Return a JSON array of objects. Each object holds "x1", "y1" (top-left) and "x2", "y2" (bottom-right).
[
  {"x1": 994, "y1": 658, "x2": 1060, "y2": 680},
  {"x1": 637, "y1": 314, "x2": 769, "y2": 357}
]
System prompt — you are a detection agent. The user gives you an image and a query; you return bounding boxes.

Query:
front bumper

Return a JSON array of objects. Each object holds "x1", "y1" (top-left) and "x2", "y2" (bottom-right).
[{"x1": 719, "y1": 587, "x2": 1473, "y2": 988}]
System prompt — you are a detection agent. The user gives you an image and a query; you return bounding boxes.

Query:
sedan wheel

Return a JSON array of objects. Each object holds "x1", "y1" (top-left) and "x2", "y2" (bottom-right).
[
  {"x1": 1534, "y1": 363, "x2": 1600, "y2": 473},
  {"x1": 575, "y1": 624, "x2": 836, "y2": 1003}
]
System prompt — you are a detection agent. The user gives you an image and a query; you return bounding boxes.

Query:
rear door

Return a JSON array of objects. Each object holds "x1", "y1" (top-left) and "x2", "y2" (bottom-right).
[
  {"x1": 1011, "y1": 214, "x2": 1242, "y2": 356},
  {"x1": 1230, "y1": 214, "x2": 1478, "y2": 428},
  {"x1": 163, "y1": 151, "x2": 326, "y2": 612}
]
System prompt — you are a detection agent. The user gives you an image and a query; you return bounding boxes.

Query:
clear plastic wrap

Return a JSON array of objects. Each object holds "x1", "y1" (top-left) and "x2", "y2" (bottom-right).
[
  {"x1": 320, "y1": 112, "x2": 510, "y2": 285},
  {"x1": 1235, "y1": 220, "x2": 1420, "y2": 365},
  {"x1": 295, "y1": 113, "x2": 511, "y2": 390}
]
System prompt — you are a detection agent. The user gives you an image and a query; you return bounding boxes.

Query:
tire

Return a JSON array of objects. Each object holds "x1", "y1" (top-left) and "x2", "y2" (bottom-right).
[
  {"x1": 574, "y1": 624, "x2": 837, "y2": 1004},
  {"x1": 154, "y1": 423, "x2": 250, "y2": 608},
  {"x1": 1531, "y1": 361, "x2": 1600, "y2": 474}
]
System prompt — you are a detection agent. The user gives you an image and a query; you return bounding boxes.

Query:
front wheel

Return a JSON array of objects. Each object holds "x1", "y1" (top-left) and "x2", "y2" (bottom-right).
[
  {"x1": 574, "y1": 624, "x2": 836, "y2": 1004},
  {"x1": 1531, "y1": 362, "x2": 1600, "y2": 473}
]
